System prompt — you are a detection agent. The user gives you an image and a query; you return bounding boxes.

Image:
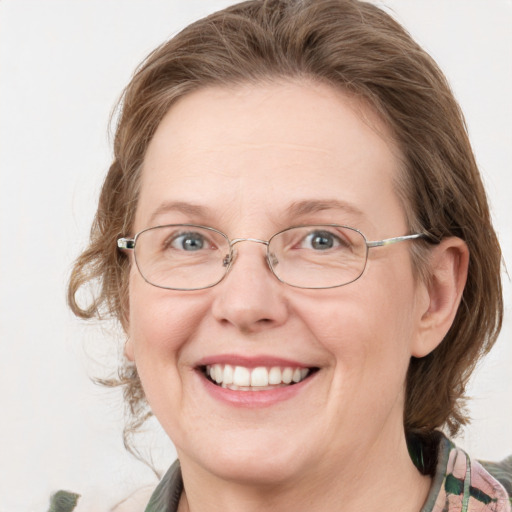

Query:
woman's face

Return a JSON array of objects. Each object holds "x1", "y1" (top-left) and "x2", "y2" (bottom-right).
[{"x1": 126, "y1": 81, "x2": 430, "y2": 484}]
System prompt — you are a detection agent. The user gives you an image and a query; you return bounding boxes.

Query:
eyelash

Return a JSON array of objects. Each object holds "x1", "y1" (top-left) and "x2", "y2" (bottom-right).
[{"x1": 164, "y1": 231, "x2": 212, "y2": 251}]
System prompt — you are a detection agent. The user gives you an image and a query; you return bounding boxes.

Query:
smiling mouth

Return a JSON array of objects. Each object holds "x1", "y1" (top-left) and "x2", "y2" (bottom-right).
[{"x1": 201, "y1": 364, "x2": 318, "y2": 391}]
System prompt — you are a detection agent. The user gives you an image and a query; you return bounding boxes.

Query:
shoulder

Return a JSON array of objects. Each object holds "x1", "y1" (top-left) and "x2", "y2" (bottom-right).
[
  {"x1": 480, "y1": 455, "x2": 512, "y2": 499},
  {"x1": 47, "y1": 486, "x2": 156, "y2": 512},
  {"x1": 416, "y1": 433, "x2": 511, "y2": 512},
  {"x1": 48, "y1": 462, "x2": 181, "y2": 512},
  {"x1": 439, "y1": 437, "x2": 511, "y2": 511}
]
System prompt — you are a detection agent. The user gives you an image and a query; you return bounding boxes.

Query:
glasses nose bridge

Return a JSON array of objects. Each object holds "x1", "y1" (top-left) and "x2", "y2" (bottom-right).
[
  {"x1": 225, "y1": 237, "x2": 271, "y2": 269},
  {"x1": 230, "y1": 237, "x2": 269, "y2": 248}
]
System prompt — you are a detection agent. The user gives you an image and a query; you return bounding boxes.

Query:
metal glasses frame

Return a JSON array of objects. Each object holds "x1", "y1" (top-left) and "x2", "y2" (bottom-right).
[{"x1": 117, "y1": 224, "x2": 427, "y2": 290}]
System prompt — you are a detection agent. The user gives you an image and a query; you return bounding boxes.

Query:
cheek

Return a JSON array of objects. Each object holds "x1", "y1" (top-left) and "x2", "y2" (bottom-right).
[
  {"x1": 299, "y1": 265, "x2": 418, "y2": 380},
  {"x1": 126, "y1": 274, "x2": 213, "y2": 422},
  {"x1": 127, "y1": 272, "x2": 208, "y2": 363}
]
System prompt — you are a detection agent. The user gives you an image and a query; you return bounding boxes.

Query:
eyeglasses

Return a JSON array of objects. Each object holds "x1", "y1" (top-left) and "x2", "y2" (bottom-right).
[{"x1": 117, "y1": 224, "x2": 427, "y2": 291}]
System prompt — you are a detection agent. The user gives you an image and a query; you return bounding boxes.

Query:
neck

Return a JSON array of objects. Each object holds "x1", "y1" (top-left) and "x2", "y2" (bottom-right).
[{"x1": 177, "y1": 431, "x2": 431, "y2": 512}]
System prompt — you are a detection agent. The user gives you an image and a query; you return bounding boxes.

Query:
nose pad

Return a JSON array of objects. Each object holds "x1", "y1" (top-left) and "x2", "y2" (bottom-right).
[
  {"x1": 268, "y1": 251, "x2": 279, "y2": 268},
  {"x1": 221, "y1": 241, "x2": 277, "y2": 278},
  {"x1": 221, "y1": 247, "x2": 241, "y2": 274},
  {"x1": 222, "y1": 252, "x2": 233, "y2": 268}
]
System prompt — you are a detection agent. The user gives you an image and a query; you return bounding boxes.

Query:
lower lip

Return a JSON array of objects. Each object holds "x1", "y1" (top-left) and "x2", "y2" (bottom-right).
[{"x1": 198, "y1": 371, "x2": 316, "y2": 408}]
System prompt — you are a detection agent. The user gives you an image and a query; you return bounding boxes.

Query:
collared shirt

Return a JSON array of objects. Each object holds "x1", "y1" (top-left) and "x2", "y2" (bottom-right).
[
  {"x1": 143, "y1": 435, "x2": 512, "y2": 512},
  {"x1": 51, "y1": 434, "x2": 512, "y2": 512},
  {"x1": 419, "y1": 435, "x2": 511, "y2": 511}
]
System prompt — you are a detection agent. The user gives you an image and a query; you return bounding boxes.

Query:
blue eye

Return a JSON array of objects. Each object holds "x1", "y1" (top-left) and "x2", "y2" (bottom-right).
[
  {"x1": 171, "y1": 232, "x2": 206, "y2": 251},
  {"x1": 302, "y1": 230, "x2": 345, "y2": 250}
]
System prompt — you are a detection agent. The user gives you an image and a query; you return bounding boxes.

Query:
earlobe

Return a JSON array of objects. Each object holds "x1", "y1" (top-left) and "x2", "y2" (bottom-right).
[{"x1": 411, "y1": 237, "x2": 469, "y2": 358}]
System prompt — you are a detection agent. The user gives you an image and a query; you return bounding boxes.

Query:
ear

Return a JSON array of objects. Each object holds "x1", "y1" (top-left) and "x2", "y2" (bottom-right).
[{"x1": 411, "y1": 237, "x2": 469, "y2": 358}]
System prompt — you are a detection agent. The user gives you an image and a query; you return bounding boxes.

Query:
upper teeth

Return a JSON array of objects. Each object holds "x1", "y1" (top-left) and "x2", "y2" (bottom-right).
[{"x1": 206, "y1": 364, "x2": 310, "y2": 389}]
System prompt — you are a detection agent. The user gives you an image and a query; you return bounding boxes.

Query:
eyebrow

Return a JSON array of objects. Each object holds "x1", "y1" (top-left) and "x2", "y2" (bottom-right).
[
  {"x1": 285, "y1": 199, "x2": 365, "y2": 219},
  {"x1": 148, "y1": 198, "x2": 365, "y2": 226},
  {"x1": 148, "y1": 201, "x2": 211, "y2": 225}
]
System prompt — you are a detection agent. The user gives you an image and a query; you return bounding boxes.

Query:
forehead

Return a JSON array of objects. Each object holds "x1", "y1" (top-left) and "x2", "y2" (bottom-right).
[{"x1": 136, "y1": 81, "x2": 406, "y2": 235}]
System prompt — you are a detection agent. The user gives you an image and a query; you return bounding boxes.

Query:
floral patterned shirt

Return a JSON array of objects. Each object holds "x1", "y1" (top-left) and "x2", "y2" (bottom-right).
[{"x1": 418, "y1": 435, "x2": 511, "y2": 511}]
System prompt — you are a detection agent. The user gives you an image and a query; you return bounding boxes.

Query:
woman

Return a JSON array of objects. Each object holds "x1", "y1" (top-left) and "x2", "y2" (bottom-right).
[{"x1": 66, "y1": 0, "x2": 511, "y2": 510}]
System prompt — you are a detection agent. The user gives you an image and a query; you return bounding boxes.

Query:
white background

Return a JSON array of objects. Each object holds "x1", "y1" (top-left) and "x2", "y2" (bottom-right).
[{"x1": 0, "y1": 1, "x2": 510, "y2": 511}]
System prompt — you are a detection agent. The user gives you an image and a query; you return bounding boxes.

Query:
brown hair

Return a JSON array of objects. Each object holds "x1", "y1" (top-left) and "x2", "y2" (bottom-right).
[{"x1": 68, "y1": 0, "x2": 503, "y2": 447}]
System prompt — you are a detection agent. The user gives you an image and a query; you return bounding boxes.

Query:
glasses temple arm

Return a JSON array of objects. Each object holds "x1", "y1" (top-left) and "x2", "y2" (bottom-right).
[{"x1": 366, "y1": 233, "x2": 427, "y2": 248}]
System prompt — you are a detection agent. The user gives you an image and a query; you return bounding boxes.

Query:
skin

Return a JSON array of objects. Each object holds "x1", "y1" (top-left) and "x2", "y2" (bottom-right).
[{"x1": 125, "y1": 81, "x2": 468, "y2": 512}]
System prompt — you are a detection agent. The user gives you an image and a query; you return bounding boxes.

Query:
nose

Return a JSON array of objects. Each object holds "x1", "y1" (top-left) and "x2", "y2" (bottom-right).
[{"x1": 211, "y1": 240, "x2": 289, "y2": 333}]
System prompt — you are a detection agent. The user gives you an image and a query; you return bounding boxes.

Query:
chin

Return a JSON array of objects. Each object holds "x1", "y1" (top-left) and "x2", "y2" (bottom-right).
[
  {"x1": 181, "y1": 430, "x2": 312, "y2": 486},
  {"x1": 211, "y1": 455, "x2": 306, "y2": 487}
]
